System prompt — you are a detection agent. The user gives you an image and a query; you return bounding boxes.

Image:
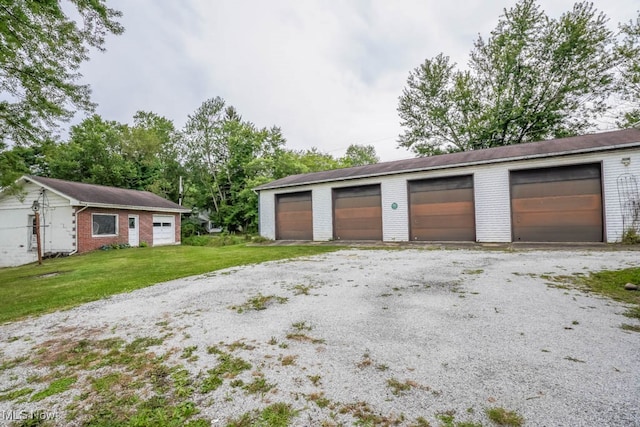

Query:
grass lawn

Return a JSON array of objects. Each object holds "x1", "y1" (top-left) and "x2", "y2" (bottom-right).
[
  {"x1": 577, "y1": 267, "x2": 640, "y2": 320},
  {"x1": 0, "y1": 244, "x2": 340, "y2": 324}
]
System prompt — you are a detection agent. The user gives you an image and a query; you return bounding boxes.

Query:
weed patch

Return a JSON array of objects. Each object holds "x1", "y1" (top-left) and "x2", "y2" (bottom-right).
[
  {"x1": 286, "y1": 333, "x2": 326, "y2": 344},
  {"x1": 227, "y1": 403, "x2": 297, "y2": 427},
  {"x1": 180, "y1": 345, "x2": 199, "y2": 361},
  {"x1": 226, "y1": 340, "x2": 256, "y2": 351},
  {"x1": 338, "y1": 401, "x2": 405, "y2": 425},
  {"x1": 31, "y1": 376, "x2": 77, "y2": 401},
  {"x1": 0, "y1": 387, "x2": 34, "y2": 401},
  {"x1": 386, "y1": 378, "x2": 421, "y2": 396},
  {"x1": 243, "y1": 375, "x2": 275, "y2": 395},
  {"x1": 307, "y1": 392, "x2": 331, "y2": 408},
  {"x1": 544, "y1": 268, "x2": 640, "y2": 318},
  {"x1": 18, "y1": 336, "x2": 208, "y2": 426},
  {"x1": 201, "y1": 350, "x2": 251, "y2": 393},
  {"x1": 280, "y1": 354, "x2": 297, "y2": 366},
  {"x1": 292, "y1": 284, "x2": 314, "y2": 295},
  {"x1": 230, "y1": 293, "x2": 289, "y2": 313},
  {"x1": 486, "y1": 407, "x2": 524, "y2": 426},
  {"x1": 621, "y1": 323, "x2": 640, "y2": 332}
]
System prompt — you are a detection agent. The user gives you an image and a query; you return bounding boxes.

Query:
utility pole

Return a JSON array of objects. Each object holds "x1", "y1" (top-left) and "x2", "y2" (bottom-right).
[{"x1": 31, "y1": 200, "x2": 42, "y2": 265}]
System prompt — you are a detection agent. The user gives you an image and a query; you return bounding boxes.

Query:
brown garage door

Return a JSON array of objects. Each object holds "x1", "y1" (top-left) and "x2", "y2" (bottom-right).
[
  {"x1": 276, "y1": 191, "x2": 313, "y2": 240},
  {"x1": 510, "y1": 164, "x2": 603, "y2": 242},
  {"x1": 333, "y1": 185, "x2": 382, "y2": 240},
  {"x1": 409, "y1": 175, "x2": 476, "y2": 241}
]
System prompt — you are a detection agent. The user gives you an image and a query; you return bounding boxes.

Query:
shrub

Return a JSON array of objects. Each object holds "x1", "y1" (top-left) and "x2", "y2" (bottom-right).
[{"x1": 622, "y1": 227, "x2": 640, "y2": 245}]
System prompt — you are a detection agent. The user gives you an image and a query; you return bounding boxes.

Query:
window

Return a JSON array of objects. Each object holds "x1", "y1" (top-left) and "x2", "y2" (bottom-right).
[{"x1": 92, "y1": 214, "x2": 118, "y2": 236}]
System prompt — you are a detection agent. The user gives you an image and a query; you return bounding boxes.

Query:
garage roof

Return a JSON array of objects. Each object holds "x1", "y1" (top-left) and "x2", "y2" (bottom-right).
[
  {"x1": 255, "y1": 128, "x2": 640, "y2": 190},
  {"x1": 22, "y1": 176, "x2": 191, "y2": 213}
]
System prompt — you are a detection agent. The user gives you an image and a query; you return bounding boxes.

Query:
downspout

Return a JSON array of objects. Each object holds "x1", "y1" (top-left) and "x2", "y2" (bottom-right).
[{"x1": 69, "y1": 205, "x2": 89, "y2": 255}]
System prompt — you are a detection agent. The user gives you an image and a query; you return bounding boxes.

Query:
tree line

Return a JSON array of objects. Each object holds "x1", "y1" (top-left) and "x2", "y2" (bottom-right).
[
  {"x1": 0, "y1": 97, "x2": 378, "y2": 233},
  {"x1": 1, "y1": 0, "x2": 639, "y2": 233}
]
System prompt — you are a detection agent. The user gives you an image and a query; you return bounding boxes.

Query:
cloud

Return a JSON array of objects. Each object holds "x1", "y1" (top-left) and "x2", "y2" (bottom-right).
[{"x1": 78, "y1": 0, "x2": 639, "y2": 162}]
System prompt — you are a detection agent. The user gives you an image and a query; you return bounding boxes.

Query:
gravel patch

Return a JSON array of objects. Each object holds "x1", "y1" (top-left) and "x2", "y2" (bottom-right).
[{"x1": 0, "y1": 248, "x2": 638, "y2": 426}]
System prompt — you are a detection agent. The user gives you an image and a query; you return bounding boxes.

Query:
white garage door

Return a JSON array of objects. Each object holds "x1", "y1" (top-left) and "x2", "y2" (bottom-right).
[{"x1": 153, "y1": 215, "x2": 175, "y2": 245}]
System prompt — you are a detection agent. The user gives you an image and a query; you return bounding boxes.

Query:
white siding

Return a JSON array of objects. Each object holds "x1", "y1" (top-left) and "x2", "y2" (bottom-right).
[
  {"x1": 474, "y1": 168, "x2": 512, "y2": 242},
  {"x1": 381, "y1": 177, "x2": 409, "y2": 241},
  {"x1": 0, "y1": 182, "x2": 75, "y2": 268},
  {"x1": 259, "y1": 147, "x2": 640, "y2": 244},
  {"x1": 259, "y1": 190, "x2": 276, "y2": 240},
  {"x1": 312, "y1": 186, "x2": 333, "y2": 241},
  {"x1": 602, "y1": 151, "x2": 640, "y2": 242}
]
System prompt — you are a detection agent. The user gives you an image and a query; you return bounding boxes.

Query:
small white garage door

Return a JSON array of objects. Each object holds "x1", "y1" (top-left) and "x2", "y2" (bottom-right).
[{"x1": 153, "y1": 215, "x2": 175, "y2": 245}]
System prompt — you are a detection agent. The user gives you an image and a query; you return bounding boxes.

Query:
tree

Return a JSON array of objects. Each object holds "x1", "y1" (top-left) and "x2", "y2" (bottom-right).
[
  {"x1": 340, "y1": 144, "x2": 379, "y2": 167},
  {"x1": 48, "y1": 115, "x2": 134, "y2": 187},
  {"x1": 0, "y1": 139, "x2": 55, "y2": 187},
  {"x1": 181, "y1": 97, "x2": 289, "y2": 232},
  {"x1": 46, "y1": 112, "x2": 183, "y2": 199},
  {"x1": 616, "y1": 11, "x2": 640, "y2": 127},
  {"x1": 0, "y1": 0, "x2": 124, "y2": 146},
  {"x1": 121, "y1": 111, "x2": 185, "y2": 200},
  {"x1": 398, "y1": 0, "x2": 619, "y2": 156}
]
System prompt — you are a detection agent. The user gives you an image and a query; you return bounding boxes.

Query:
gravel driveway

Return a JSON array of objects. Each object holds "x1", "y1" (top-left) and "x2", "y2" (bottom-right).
[{"x1": 0, "y1": 248, "x2": 639, "y2": 426}]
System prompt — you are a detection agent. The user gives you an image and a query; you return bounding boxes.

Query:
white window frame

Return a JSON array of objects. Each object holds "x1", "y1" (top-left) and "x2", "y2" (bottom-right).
[{"x1": 92, "y1": 213, "x2": 119, "y2": 237}]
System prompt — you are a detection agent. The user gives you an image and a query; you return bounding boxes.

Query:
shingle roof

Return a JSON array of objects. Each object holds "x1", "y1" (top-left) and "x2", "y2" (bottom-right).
[
  {"x1": 255, "y1": 128, "x2": 640, "y2": 190},
  {"x1": 25, "y1": 176, "x2": 190, "y2": 212}
]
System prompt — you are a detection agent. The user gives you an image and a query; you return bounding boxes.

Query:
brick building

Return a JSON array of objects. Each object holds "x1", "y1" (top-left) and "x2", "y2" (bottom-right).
[{"x1": 0, "y1": 176, "x2": 190, "y2": 267}]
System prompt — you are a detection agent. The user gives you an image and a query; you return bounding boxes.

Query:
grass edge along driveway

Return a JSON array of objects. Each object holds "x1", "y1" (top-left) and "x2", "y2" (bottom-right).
[{"x1": 0, "y1": 244, "x2": 340, "y2": 324}]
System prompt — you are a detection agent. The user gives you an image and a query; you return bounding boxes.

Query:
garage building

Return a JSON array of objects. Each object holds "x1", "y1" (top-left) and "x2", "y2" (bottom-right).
[
  {"x1": 256, "y1": 129, "x2": 640, "y2": 243},
  {"x1": 0, "y1": 176, "x2": 190, "y2": 268}
]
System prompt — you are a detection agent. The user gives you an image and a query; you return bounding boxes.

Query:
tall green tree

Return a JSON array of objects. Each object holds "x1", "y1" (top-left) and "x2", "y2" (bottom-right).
[
  {"x1": 46, "y1": 112, "x2": 183, "y2": 199},
  {"x1": 181, "y1": 97, "x2": 288, "y2": 232},
  {"x1": 0, "y1": 0, "x2": 123, "y2": 146},
  {"x1": 121, "y1": 111, "x2": 185, "y2": 200},
  {"x1": 398, "y1": 0, "x2": 619, "y2": 156},
  {"x1": 340, "y1": 144, "x2": 379, "y2": 167},
  {"x1": 617, "y1": 11, "x2": 640, "y2": 127},
  {"x1": 48, "y1": 115, "x2": 134, "y2": 187},
  {"x1": 0, "y1": 139, "x2": 55, "y2": 187}
]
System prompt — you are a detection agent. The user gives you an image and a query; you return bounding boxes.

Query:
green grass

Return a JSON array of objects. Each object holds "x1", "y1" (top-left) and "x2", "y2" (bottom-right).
[
  {"x1": 0, "y1": 244, "x2": 339, "y2": 323},
  {"x1": 230, "y1": 293, "x2": 289, "y2": 313},
  {"x1": 0, "y1": 387, "x2": 34, "y2": 401},
  {"x1": 226, "y1": 403, "x2": 298, "y2": 427},
  {"x1": 30, "y1": 376, "x2": 77, "y2": 402},
  {"x1": 486, "y1": 407, "x2": 524, "y2": 426},
  {"x1": 573, "y1": 267, "x2": 640, "y2": 319}
]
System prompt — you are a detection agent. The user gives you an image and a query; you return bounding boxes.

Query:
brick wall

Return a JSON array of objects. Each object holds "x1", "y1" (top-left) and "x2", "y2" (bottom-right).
[{"x1": 76, "y1": 208, "x2": 182, "y2": 253}]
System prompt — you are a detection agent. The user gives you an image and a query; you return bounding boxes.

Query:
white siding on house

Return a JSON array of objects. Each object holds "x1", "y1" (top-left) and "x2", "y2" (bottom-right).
[
  {"x1": 381, "y1": 177, "x2": 409, "y2": 241},
  {"x1": 474, "y1": 168, "x2": 512, "y2": 242},
  {"x1": 0, "y1": 182, "x2": 75, "y2": 268}
]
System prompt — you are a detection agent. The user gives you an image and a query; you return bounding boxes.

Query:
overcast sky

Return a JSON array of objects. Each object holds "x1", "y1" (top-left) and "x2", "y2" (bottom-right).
[{"x1": 78, "y1": 0, "x2": 638, "y2": 162}]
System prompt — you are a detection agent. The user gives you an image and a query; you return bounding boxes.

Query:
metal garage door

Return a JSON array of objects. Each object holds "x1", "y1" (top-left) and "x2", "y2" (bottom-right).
[
  {"x1": 153, "y1": 215, "x2": 175, "y2": 245},
  {"x1": 408, "y1": 175, "x2": 476, "y2": 241},
  {"x1": 276, "y1": 191, "x2": 313, "y2": 240},
  {"x1": 333, "y1": 185, "x2": 382, "y2": 240},
  {"x1": 510, "y1": 164, "x2": 603, "y2": 242}
]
